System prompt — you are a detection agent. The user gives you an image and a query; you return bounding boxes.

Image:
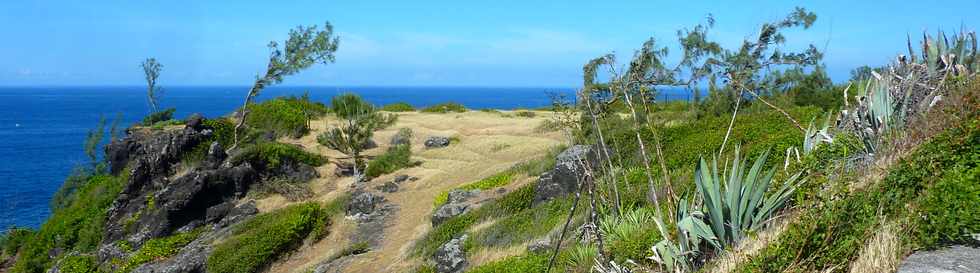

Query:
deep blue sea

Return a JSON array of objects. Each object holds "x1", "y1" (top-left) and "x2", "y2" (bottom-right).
[{"x1": 0, "y1": 86, "x2": 692, "y2": 229}]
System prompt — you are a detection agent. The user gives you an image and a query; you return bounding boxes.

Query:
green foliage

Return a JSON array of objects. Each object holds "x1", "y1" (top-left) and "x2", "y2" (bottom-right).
[
  {"x1": 141, "y1": 58, "x2": 164, "y2": 113},
  {"x1": 182, "y1": 118, "x2": 236, "y2": 164},
  {"x1": 13, "y1": 174, "x2": 127, "y2": 273},
  {"x1": 696, "y1": 148, "x2": 799, "y2": 248},
  {"x1": 381, "y1": 102, "x2": 416, "y2": 112},
  {"x1": 471, "y1": 197, "x2": 570, "y2": 248},
  {"x1": 120, "y1": 229, "x2": 203, "y2": 272},
  {"x1": 58, "y1": 255, "x2": 99, "y2": 273},
  {"x1": 914, "y1": 165, "x2": 980, "y2": 248},
  {"x1": 247, "y1": 96, "x2": 328, "y2": 138},
  {"x1": 83, "y1": 117, "x2": 107, "y2": 167},
  {"x1": 737, "y1": 118, "x2": 979, "y2": 273},
  {"x1": 207, "y1": 202, "x2": 331, "y2": 273},
  {"x1": 320, "y1": 93, "x2": 393, "y2": 173},
  {"x1": 49, "y1": 167, "x2": 92, "y2": 212},
  {"x1": 420, "y1": 102, "x2": 467, "y2": 113},
  {"x1": 433, "y1": 173, "x2": 514, "y2": 208},
  {"x1": 141, "y1": 108, "x2": 176, "y2": 127},
  {"x1": 600, "y1": 208, "x2": 661, "y2": 263},
  {"x1": 413, "y1": 213, "x2": 478, "y2": 258},
  {"x1": 1, "y1": 228, "x2": 34, "y2": 258},
  {"x1": 466, "y1": 253, "x2": 550, "y2": 273},
  {"x1": 148, "y1": 119, "x2": 184, "y2": 130},
  {"x1": 232, "y1": 142, "x2": 326, "y2": 171},
  {"x1": 365, "y1": 144, "x2": 414, "y2": 178}
]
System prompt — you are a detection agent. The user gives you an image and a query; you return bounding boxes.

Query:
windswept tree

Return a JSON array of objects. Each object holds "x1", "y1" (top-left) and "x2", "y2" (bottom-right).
[
  {"x1": 141, "y1": 58, "x2": 163, "y2": 113},
  {"x1": 232, "y1": 22, "x2": 340, "y2": 149},
  {"x1": 317, "y1": 93, "x2": 394, "y2": 179}
]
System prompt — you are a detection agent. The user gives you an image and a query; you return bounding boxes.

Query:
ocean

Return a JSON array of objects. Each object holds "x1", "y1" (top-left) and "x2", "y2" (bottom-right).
[{"x1": 0, "y1": 86, "x2": 692, "y2": 229}]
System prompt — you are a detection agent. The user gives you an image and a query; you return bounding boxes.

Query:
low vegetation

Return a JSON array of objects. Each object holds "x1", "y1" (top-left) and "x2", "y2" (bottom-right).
[
  {"x1": 140, "y1": 108, "x2": 177, "y2": 126},
  {"x1": 381, "y1": 102, "x2": 416, "y2": 112},
  {"x1": 420, "y1": 102, "x2": 467, "y2": 113},
  {"x1": 433, "y1": 172, "x2": 515, "y2": 207},
  {"x1": 207, "y1": 201, "x2": 336, "y2": 273},
  {"x1": 119, "y1": 228, "x2": 203, "y2": 272},
  {"x1": 232, "y1": 141, "x2": 326, "y2": 171},
  {"x1": 365, "y1": 144, "x2": 414, "y2": 178},
  {"x1": 245, "y1": 95, "x2": 329, "y2": 138}
]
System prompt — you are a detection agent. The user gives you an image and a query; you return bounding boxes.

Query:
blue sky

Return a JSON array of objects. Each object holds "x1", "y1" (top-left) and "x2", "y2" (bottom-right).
[{"x1": 1, "y1": 1, "x2": 977, "y2": 87}]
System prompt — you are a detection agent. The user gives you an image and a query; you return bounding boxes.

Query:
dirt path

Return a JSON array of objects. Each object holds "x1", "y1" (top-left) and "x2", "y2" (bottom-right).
[{"x1": 264, "y1": 111, "x2": 566, "y2": 273}]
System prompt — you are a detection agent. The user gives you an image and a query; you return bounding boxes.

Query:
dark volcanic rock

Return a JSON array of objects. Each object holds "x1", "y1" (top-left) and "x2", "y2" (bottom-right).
[
  {"x1": 376, "y1": 181, "x2": 399, "y2": 193},
  {"x1": 424, "y1": 136, "x2": 451, "y2": 148},
  {"x1": 533, "y1": 145, "x2": 609, "y2": 204},
  {"x1": 184, "y1": 113, "x2": 205, "y2": 131}
]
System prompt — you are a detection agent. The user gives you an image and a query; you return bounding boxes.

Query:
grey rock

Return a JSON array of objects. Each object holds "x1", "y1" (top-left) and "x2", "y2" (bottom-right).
[
  {"x1": 184, "y1": 113, "x2": 204, "y2": 131},
  {"x1": 898, "y1": 245, "x2": 980, "y2": 273},
  {"x1": 390, "y1": 133, "x2": 411, "y2": 146},
  {"x1": 431, "y1": 203, "x2": 470, "y2": 226},
  {"x1": 376, "y1": 181, "x2": 399, "y2": 193},
  {"x1": 446, "y1": 189, "x2": 478, "y2": 204},
  {"x1": 434, "y1": 235, "x2": 469, "y2": 273},
  {"x1": 424, "y1": 136, "x2": 451, "y2": 148},
  {"x1": 533, "y1": 145, "x2": 609, "y2": 204},
  {"x1": 393, "y1": 175, "x2": 411, "y2": 183},
  {"x1": 527, "y1": 239, "x2": 552, "y2": 254},
  {"x1": 204, "y1": 141, "x2": 226, "y2": 168},
  {"x1": 347, "y1": 191, "x2": 385, "y2": 216}
]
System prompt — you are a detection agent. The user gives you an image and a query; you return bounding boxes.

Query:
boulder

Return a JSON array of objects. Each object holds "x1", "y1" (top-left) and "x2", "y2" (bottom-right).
[
  {"x1": 347, "y1": 191, "x2": 385, "y2": 216},
  {"x1": 897, "y1": 245, "x2": 980, "y2": 273},
  {"x1": 431, "y1": 203, "x2": 469, "y2": 226},
  {"x1": 424, "y1": 136, "x2": 451, "y2": 148},
  {"x1": 446, "y1": 189, "x2": 478, "y2": 204},
  {"x1": 434, "y1": 235, "x2": 469, "y2": 273},
  {"x1": 184, "y1": 113, "x2": 205, "y2": 131},
  {"x1": 527, "y1": 238, "x2": 552, "y2": 254},
  {"x1": 533, "y1": 145, "x2": 608, "y2": 204},
  {"x1": 393, "y1": 175, "x2": 412, "y2": 184}
]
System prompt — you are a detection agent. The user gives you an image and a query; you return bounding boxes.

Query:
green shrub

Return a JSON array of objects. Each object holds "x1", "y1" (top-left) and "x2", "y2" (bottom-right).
[
  {"x1": 120, "y1": 229, "x2": 203, "y2": 272},
  {"x1": 914, "y1": 163, "x2": 980, "y2": 247},
  {"x1": 413, "y1": 213, "x2": 478, "y2": 258},
  {"x1": 13, "y1": 174, "x2": 127, "y2": 273},
  {"x1": 148, "y1": 119, "x2": 184, "y2": 130},
  {"x1": 433, "y1": 173, "x2": 514, "y2": 207},
  {"x1": 247, "y1": 96, "x2": 329, "y2": 138},
  {"x1": 1, "y1": 228, "x2": 34, "y2": 258},
  {"x1": 737, "y1": 117, "x2": 979, "y2": 273},
  {"x1": 141, "y1": 108, "x2": 176, "y2": 126},
  {"x1": 207, "y1": 202, "x2": 330, "y2": 273},
  {"x1": 514, "y1": 111, "x2": 536, "y2": 118},
  {"x1": 232, "y1": 142, "x2": 326, "y2": 171},
  {"x1": 365, "y1": 144, "x2": 414, "y2": 178},
  {"x1": 381, "y1": 102, "x2": 415, "y2": 112},
  {"x1": 57, "y1": 255, "x2": 99, "y2": 273},
  {"x1": 467, "y1": 253, "x2": 550, "y2": 273},
  {"x1": 182, "y1": 118, "x2": 236, "y2": 164},
  {"x1": 421, "y1": 102, "x2": 467, "y2": 113}
]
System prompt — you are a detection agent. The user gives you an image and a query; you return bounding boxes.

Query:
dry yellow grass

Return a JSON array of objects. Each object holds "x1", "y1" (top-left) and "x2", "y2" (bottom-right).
[
  {"x1": 256, "y1": 110, "x2": 566, "y2": 273},
  {"x1": 848, "y1": 221, "x2": 903, "y2": 273}
]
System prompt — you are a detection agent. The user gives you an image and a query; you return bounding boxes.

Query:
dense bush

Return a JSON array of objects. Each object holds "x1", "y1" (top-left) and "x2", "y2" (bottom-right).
[
  {"x1": 471, "y1": 197, "x2": 570, "y2": 248},
  {"x1": 57, "y1": 255, "x2": 99, "y2": 273},
  {"x1": 381, "y1": 102, "x2": 416, "y2": 112},
  {"x1": 736, "y1": 117, "x2": 979, "y2": 273},
  {"x1": 1, "y1": 228, "x2": 34, "y2": 258},
  {"x1": 141, "y1": 108, "x2": 176, "y2": 126},
  {"x1": 466, "y1": 253, "x2": 550, "y2": 273},
  {"x1": 232, "y1": 142, "x2": 326, "y2": 171},
  {"x1": 207, "y1": 202, "x2": 331, "y2": 273},
  {"x1": 182, "y1": 118, "x2": 236, "y2": 164},
  {"x1": 13, "y1": 174, "x2": 127, "y2": 273},
  {"x1": 246, "y1": 96, "x2": 329, "y2": 138},
  {"x1": 120, "y1": 229, "x2": 203, "y2": 272},
  {"x1": 514, "y1": 110, "x2": 536, "y2": 118},
  {"x1": 420, "y1": 102, "x2": 467, "y2": 113},
  {"x1": 365, "y1": 144, "x2": 414, "y2": 178}
]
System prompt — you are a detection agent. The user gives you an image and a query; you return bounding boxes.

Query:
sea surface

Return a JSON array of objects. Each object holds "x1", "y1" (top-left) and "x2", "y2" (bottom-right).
[{"x1": 0, "y1": 86, "x2": 692, "y2": 229}]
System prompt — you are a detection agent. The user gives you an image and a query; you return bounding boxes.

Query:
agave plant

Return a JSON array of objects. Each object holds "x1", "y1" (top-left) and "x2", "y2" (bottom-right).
[
  {"x1": 803, "y1": 111, "x2": 835, "y2": 154},
  {"x1": 696, "y1": 148, "x2": 799, "y2": 248},
  {"x1": 648, "y1": 199, "x2": 718, "y2": 273}
]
